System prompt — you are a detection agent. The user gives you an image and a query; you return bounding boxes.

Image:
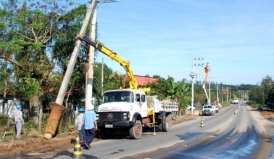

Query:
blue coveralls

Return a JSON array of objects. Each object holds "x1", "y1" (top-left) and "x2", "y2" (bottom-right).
[
  {"x1": 82, "y1": 110, "x2": 97, "y2": 146},
  {"x1": 75, "y1": 113, "x2": 85, "y2": 143},
  {"x1": 13, "y1": 109, "x2": 24, "y2": 136}
]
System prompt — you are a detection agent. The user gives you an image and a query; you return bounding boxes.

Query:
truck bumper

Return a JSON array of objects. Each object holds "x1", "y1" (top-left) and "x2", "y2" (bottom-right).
[
  {"x1": 97, "y1": 120, "x2": 135, "y2": 127},
  {"x1": 202, "y1": 111, "x2": 213, "y2": 115}
]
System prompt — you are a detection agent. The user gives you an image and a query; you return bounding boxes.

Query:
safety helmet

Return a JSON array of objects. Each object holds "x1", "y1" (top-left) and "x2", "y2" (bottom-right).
[
  {"x1": 79, "y1": 108, "x2": 84, "y2": 112},
  {"x1": 16, "y1": 104, "x2": 22, "y2": 110}
]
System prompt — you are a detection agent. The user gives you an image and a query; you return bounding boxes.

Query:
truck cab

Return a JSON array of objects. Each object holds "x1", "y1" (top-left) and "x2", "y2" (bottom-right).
[{"x1": 96, "y1": 89, "x2": 150, "y2": 139}]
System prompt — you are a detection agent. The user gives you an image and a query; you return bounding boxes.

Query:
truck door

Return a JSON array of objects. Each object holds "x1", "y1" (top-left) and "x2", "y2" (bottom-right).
[{"x1": 136, "y1": 93, "x2": 147, "y2": 117}]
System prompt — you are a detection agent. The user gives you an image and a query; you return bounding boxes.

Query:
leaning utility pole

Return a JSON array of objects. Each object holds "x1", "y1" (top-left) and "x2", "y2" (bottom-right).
[{"x1": 43, "y1": 0, "x2": 96, "y2": 140}]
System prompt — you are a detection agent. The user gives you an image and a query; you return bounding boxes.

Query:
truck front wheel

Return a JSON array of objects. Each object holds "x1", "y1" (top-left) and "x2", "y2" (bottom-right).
[{"x1": 129, "y1": 120, "x2": 143, "y2": 139}]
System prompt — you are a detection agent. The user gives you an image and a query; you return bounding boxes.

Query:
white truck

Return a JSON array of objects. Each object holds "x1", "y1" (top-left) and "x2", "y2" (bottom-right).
[{"x1": 96, "y1": 89, "x2": 178, "y2": 139}]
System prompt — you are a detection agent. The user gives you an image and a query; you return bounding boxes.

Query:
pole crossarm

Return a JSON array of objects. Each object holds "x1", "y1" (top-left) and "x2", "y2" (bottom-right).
[{"x1": 96, "y1": 0, "x2": 120, "y2": 3}]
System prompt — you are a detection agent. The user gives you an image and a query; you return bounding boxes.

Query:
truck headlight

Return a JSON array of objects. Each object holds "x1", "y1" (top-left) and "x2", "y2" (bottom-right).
[
  {"x1": 96, "y1": 114, "x2": 99, "y2": 120},
  {"x1": 122, "y1": 112, "x2": 130, "y2": 119}
]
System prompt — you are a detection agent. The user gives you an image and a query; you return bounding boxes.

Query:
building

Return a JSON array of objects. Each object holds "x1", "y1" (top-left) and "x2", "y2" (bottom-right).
[{"x1": 126, "y1": 75, "x2": 158, "y2": 86}]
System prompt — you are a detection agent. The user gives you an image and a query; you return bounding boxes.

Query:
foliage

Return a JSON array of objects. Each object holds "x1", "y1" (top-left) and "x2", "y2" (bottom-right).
[
  {"x1": 19, "y1": 77, "x2": 43, "y2": 100},
  {"x1": 26, "y1": 119, "x2": 38, "y2": 129},
  {"x1": 176, "y1": 79, "x2": 191, "y2": 111}
]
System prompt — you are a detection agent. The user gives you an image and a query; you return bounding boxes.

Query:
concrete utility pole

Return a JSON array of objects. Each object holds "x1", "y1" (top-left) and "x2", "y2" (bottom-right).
[
  {"x1": 101, "y1": 58, "x2": 104, "y2": 96},
  {"x1": 44, "y1": 0, "x2": 97, "y2": 140},
  {"x1": 209, "y1": 80, "x2": 211, "y2": 104},
  {"x1": 222, "y1": 87, "x2": 224, "y2": 104},
  {"x1": 85, "y1": 5, "x2": 97, "y2": 111},
  {"x1": 85, "y1": 0, "x2": 119, "y2": 110},
  {"x1": 217, "y1": 85, "x2": 218, "y2": 99},
  {"x1": 227, "y1": 87, "x2": 228, "y2": 101},
  {"x1": 190, "y1": 58, "x2": 203, "y2": 115},
  {"x1": 208, "y1": 77, "x2": 212, "y2": 105}
]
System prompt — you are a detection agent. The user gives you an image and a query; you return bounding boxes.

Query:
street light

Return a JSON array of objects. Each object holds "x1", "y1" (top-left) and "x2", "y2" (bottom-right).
[{"x1": 190, "y1": 58, "x2": 204, "y2": 115}]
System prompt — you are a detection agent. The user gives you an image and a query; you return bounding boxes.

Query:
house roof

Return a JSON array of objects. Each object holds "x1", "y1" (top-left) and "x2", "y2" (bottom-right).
[{"x1": 126, "y1": 75, "x2": 158, "y2": 86}]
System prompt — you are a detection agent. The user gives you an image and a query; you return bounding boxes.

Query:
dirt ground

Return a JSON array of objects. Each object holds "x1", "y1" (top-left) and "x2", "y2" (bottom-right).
[{"x1": 0, "y1": 108, "x2": 273, "y2": 158}]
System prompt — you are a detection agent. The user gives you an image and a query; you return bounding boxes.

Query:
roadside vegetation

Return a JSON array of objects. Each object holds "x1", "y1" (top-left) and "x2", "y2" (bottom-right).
[{"x1": 247, "y1": 75, "x2": 274, "y2": 110}]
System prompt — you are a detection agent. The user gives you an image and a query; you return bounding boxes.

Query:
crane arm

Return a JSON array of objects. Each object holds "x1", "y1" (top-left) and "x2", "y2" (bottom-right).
[
  {"x1": 77, "y1": 35, "x2": 138, "y2": 89},
  {"x1": 203, "y1": 64, "x2": 210, "y2": 105}
]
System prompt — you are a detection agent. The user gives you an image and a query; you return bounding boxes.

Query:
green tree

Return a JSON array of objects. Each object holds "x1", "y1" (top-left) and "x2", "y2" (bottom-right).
[
  {"x1": 0, "y1": 0, "x2": 75, "y2": 124},
  {"x1": 176, "y1": 79, "x2": 191, "y2": 116}
]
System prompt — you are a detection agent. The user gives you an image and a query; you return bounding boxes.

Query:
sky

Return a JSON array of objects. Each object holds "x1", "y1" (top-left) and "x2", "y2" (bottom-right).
[{"x1": 80, "y1": 0, "x2": 274, "y2": 85}]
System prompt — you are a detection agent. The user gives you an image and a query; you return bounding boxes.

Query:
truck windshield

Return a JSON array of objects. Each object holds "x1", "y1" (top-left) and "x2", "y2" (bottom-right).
[{"x1": 103, "y1": 91, "x2": 134, "y2": 103}]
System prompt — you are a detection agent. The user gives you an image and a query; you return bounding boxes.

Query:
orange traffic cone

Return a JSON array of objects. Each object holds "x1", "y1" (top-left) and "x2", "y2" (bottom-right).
[{"x1": 73, "y1": 134, "x2": 82, "y2": 159}]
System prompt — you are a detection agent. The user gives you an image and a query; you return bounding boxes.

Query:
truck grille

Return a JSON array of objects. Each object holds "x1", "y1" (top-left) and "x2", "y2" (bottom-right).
[{"x1": 98, "y1": 112, "x2": 127, "y2": 121}]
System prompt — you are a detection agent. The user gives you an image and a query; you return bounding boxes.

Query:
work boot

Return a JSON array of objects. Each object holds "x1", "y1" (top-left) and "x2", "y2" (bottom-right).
[
  {"x1": 84, "y1": 142, "x2": 90, "y2": 149},
  {"x1": 80, "y1": 142, "x2": 84, "y2": 147}
]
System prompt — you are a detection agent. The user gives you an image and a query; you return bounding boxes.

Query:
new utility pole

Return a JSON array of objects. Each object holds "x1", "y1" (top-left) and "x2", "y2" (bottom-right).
[
  {"x1": 101, "y1": 58, "x2": 104, "y2": 96},
  {"x1": 85, "y1": 0, "x2": 119, "y2": 110}
]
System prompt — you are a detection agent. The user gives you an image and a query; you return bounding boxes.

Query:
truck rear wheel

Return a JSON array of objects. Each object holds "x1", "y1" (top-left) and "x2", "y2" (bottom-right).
[
  {"x1": 162, "y1": 114, "x2": 172, "y2": 132},
  {"x1": 129, "y1": 120, "x2": 142, "y2": 139}
]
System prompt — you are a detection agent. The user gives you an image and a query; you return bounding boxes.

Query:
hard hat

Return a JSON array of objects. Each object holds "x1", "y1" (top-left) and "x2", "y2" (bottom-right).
[
  {"x1": 79, "y1": 108, "x2": 84, "y2": 112},
  {"x1": 16, "y1": 104, "x2": 22, "y2": 110}
]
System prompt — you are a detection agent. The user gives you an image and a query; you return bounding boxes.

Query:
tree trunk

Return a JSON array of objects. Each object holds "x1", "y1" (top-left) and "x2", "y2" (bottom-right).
[
  {"x1": 29, "y1": 95, "x2": 41, "y2": 124},
  {"x1": 38, "y1": 104, "x2": 43, "y2": 132},
  {"x1": 3, "y1": 60, "x2": 7, "y2": 115}
]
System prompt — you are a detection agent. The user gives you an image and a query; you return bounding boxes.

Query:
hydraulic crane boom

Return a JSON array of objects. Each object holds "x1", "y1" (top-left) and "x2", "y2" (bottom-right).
[
  {"x1": 203, "y1": 63, "x2": 210, "y2": 105},
  {"x1": 77, "y1": 35, "x2": 138, "y2": 89}
]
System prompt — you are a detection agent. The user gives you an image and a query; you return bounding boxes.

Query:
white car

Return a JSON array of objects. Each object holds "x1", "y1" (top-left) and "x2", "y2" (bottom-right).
[{"x1": 187, "y1": 105, "x2": 195, "y2": 110}]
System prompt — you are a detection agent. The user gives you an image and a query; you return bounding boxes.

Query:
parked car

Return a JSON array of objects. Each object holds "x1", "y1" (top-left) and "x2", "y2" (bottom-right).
[
  {"x1": 187, "y1": 105, "x2": 195, "y2": 110},
  {"x1": 261, "y1": 106, "x2": 269, "y2": 111},
  {"x1": 202, "y1": 105, "x2": 215, "y2": 116}
]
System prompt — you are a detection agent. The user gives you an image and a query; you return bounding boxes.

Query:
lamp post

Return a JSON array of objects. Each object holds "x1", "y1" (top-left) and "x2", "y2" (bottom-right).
[{"x1": 190, "y1": 58, "x2": 204, "y2": 115}]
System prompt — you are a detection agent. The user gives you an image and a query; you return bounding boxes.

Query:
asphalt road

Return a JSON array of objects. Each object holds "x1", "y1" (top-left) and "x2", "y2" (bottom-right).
[{"x1": 27, "y1": 101, "x2": 274, "y2": 159}]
